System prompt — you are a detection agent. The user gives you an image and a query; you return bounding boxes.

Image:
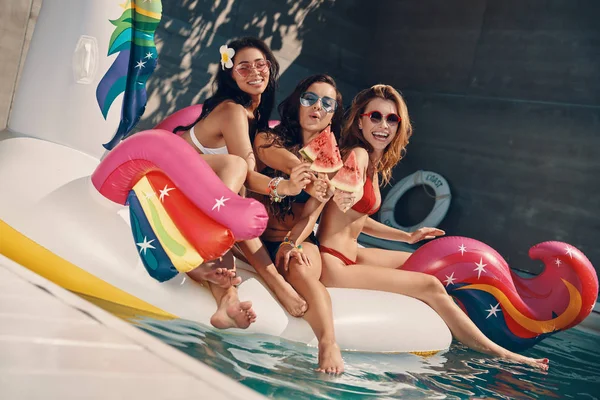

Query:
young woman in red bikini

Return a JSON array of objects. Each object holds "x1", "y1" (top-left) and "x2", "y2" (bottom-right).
[{"x1": 316, "y1": 84, "x2": 550, "y2": 371}]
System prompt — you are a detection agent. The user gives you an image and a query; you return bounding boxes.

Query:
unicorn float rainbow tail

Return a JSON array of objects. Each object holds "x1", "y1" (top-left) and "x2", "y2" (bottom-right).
[
  {"x1": 92, "y1": 129, "x2": 268, "y2": 282},
  {"x1": 402, "y1": 236, "x2": 598, "y2": 352}
]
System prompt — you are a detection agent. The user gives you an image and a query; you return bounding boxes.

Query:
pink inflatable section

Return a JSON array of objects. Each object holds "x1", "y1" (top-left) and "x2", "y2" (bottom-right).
[
  {"x1": 403, "y1": 236, "x2": 598, "y2": 351},
  {"x1": 154, "y1": 104, "x2": 280, "y2": 133},
  {"x1": 91, "y1": 130, "x2": 268, "y2": 241}
]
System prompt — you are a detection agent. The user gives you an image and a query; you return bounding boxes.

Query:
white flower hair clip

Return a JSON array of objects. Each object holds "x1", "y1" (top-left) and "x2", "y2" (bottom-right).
[{"x1": 219, "y1": 45, "x2": 235, "y2": 70}]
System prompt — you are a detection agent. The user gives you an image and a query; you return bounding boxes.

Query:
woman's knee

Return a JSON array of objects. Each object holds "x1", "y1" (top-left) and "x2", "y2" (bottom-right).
[
  {"x1": 218, "y1": 155, "x2": 247, "y2": 191},
  {"x1": 224, "y1": 154, "x2": 248, "y2": 172},
  {"x1": 419, "y1": 274, "x2": 448, "y2": 301},
  {"x1": 286, "y1": 259, "x2": 318, "y2": 282}
]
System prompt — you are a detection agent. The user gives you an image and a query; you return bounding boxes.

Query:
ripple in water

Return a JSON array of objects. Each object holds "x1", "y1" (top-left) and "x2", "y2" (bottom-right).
[{"x1": 129, "y1": 317, "x2": 600, "y2": 400}]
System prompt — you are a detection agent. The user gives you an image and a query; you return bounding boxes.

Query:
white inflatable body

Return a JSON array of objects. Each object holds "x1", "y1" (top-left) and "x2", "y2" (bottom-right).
[{"x1": 0, "y1": 0, "x2": 452, "y2": 354}]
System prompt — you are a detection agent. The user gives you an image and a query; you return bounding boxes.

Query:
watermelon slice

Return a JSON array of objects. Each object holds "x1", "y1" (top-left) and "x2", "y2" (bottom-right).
[
  {"x1": 311, "y1": 132, "x2": 343, "y2": 173},
  {"x1": 300, "y1": 127, "x2": 343, "y2": 173},
  {"x1": 299, "y1": 125, "x2": 331, "y2": 161},
  {"x1": 330, "y1": 151, "x2": 362, "y2": 192}
]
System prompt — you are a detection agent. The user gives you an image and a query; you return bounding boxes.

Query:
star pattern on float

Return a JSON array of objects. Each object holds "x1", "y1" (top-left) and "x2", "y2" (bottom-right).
[
  {"x1": 444, "y1": 272, "x2": 456, "y2": 287},
  {"x1": 136, "y1": 237, "x2": 155, "y2": 255},
  {"x1": 212, "y1": 196, "x2": 229, "y2": 211},
  {"x1": 485, "y1": 303, "x2": 501, "y2": 319},
  {"x1": 135, "y1": 59, "x2": 147, "y2": 70},
  {"x1": 565, "y1": 246, "x2": 575, "y2": 259},
  {"x1": 474, "y1": 257, "x2": 487, "y2": 279},
  {"x1": 159, "y1": 185, "x2": 175, "y2": 202}
]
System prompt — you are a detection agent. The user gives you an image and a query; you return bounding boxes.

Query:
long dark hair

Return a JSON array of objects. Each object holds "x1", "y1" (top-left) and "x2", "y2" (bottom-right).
[
  {"x1": 262, "y1": 74, "x2": 344, "y2": 220},
  {"x1": 173, "y1": 37, "x2": 280, "y2": 140}
]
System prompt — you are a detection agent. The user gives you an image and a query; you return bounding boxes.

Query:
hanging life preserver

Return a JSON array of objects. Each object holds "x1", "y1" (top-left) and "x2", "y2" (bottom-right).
[{"x1": 379, "y1": 170, "x2": 451, "y2": 232}]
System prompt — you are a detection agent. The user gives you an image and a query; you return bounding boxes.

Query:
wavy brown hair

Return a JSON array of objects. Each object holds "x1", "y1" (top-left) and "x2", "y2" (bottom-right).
[{"x1": 339, "y1": 84, "x2": 412, "y2": 186}]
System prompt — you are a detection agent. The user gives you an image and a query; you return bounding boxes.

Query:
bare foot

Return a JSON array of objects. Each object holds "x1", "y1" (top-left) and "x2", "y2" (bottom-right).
[
  {"x1": 268, "y1": 275, "x2": 307, "y2": 317},
  {"x1": 187, "y1": 252, "x2": 240, "y2": 288},
  {"x1": 316, "y1": 341, "x2": 344, "y2": 374},
  {"x1": 210, "y1": 294, "x2": 257, "y2": 329},
  {"x1": 522, "y1": 356, "x2": 549, "y2": 371},
  {"x1": 205, "y1": 267, "x2": 241, "y2": 288},
  {"x1": 505, "y1": 352, "x2": 549, "y2": 371}
]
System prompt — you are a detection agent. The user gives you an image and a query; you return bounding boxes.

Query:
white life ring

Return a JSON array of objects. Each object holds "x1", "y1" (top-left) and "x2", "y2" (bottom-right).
[{"x1": 380, "y1": 170, "x2": 451, "y2": 232}]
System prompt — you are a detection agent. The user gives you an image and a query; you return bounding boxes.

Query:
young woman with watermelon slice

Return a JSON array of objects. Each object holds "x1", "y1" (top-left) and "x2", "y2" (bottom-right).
[
  {"x1": 316, "y1": 85, "x2": 549, "y2": 371},
  {"x1": 168, "y1": 38, "x2": 313, "y2": 331},
  {"x1": 253, "y1": 74, "x2": 347, "y2": 374}
]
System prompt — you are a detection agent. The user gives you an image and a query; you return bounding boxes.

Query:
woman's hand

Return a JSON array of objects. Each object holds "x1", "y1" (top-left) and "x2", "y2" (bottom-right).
[
  {"x1": 314, "y1": 173, "x2": 335, "y2": 202},
  {"x1": 333, "y1": 189, "x2": 356, "y2": 213},
  {"x1": 407, "y1": 227, "x2": 445, "y2": 244},
  {"x1": 275, "y1": 243, "x2": 311, "y2": 272},
  {"x1": 279, "y1": 163, "x2": 313, "y2": 196}
]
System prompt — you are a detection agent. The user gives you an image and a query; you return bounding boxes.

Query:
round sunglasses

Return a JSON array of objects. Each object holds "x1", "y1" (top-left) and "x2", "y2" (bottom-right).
[
  {"x1": 299, "y1": 92, "x2": 338, "y2": 113},
  {"x1": 234, "y1": 59, "x2": 271, "y2": 78},
  {"x1": 360, "y1": 110, "x2": 401, "y2": 126}
]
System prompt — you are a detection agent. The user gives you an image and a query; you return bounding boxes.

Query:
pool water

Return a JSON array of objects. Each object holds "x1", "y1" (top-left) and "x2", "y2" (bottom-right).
[{"x1": 120, "y1": 313, "x2": 599, "y2": 399}]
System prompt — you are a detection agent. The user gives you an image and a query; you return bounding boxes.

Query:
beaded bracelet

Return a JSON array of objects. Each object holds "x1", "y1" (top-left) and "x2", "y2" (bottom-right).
[
  {"x1": 278, "y1": 237, "x2": 303, "y2": 253},
  {"x1": 268, "y1": 177, "x2": 286, "y2": 203}
]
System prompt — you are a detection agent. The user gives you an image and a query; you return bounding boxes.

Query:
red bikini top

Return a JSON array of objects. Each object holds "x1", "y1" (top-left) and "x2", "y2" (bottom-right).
[{"x1": 351, "y1": 175, "x2": 380, "y2": 215}]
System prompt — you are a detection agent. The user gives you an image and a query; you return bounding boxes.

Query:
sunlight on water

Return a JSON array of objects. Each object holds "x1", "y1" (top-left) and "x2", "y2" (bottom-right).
[{"x1": 124, "y1": 316, "x2": 600, "y2": 400}]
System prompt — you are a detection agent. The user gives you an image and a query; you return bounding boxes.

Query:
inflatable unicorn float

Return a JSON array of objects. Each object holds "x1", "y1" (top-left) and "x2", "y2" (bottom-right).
[{"x1": 0, "y1": 0, "x2": 597, "y2": 356}]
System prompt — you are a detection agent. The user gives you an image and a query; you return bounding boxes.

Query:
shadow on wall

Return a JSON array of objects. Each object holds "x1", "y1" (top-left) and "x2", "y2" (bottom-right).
[{"x1": 138, "y1": 0, "x2": 371, "y2": 131}]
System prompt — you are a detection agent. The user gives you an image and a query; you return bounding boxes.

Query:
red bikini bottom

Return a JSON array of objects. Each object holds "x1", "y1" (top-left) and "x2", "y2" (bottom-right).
[{"x1": 319, "y1": 245, "x2": 356, "y2": 266}]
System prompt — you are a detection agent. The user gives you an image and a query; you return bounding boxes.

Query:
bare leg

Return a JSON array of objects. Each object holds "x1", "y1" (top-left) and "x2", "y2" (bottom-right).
[
  {"x1": 208, "y1": 284, "x2": 257, "y2": 329},
  {"x1": 187, "y1": 252, "x2": 255, "y2": 329},
  {"x1": 201, "y1": 154, "x2": 247, "y2": 193},
  {"x1": 186, "y1": 251, "x2": 241, "y2": 288},
  {"x1": 180, "y1": 146, "x2": 254, "y2": 328},
  {"x1": 285, "y1": 243, "x2": 343, "y2": 374},
  {"x1": 185, "y1": 154, "x2": 246, "y2": 289},
  {"x1": 321, "y1": 255, "x2": 549, "y2": 371},
  {"x1": 356, "y1": 247, "x2": 412, "y2": 269},
  {"x1": 237, "y1": 238, "x2": 307, "y2": 317}
]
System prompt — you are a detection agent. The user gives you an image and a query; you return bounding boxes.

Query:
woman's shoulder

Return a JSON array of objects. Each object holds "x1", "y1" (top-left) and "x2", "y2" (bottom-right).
[
  {"x1": 211, "y1": 100, "x2": 247, "y2": 119},
  {"x1": 348, "y1": 146, "x2": 369, "y2": 160}
]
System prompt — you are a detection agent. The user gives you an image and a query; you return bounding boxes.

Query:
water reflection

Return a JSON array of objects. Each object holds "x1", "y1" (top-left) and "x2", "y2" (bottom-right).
[{"x1": 130, "y1": 316, "x2": 599, "y2": 400}]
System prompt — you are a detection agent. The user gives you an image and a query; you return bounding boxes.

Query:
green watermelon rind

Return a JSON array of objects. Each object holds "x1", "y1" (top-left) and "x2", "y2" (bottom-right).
[{"x1": 299, "y1": 147, "x2": 318, "y2": 162}]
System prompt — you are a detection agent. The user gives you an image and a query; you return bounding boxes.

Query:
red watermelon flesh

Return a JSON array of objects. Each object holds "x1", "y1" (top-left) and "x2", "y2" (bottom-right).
[
  {"x1": 331, "y1": 151, "x2": 362, "y2": 192},
  {"x1": 299, "y1": 125, "x2": 332, "y2": 161},
  {"x1": 310, "y1": 131, "x2": 343, "y2": 173}
]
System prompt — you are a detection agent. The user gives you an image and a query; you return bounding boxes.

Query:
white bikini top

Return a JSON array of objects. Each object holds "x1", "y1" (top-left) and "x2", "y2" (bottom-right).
[{"x1": 189, "y1": 125, "x2": 229, "y2": 155}]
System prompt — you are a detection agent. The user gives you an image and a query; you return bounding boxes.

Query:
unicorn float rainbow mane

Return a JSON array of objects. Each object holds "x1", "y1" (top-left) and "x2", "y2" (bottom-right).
[{"x1": 96, "y1": 0, "x2": 162, "y2": 150}]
